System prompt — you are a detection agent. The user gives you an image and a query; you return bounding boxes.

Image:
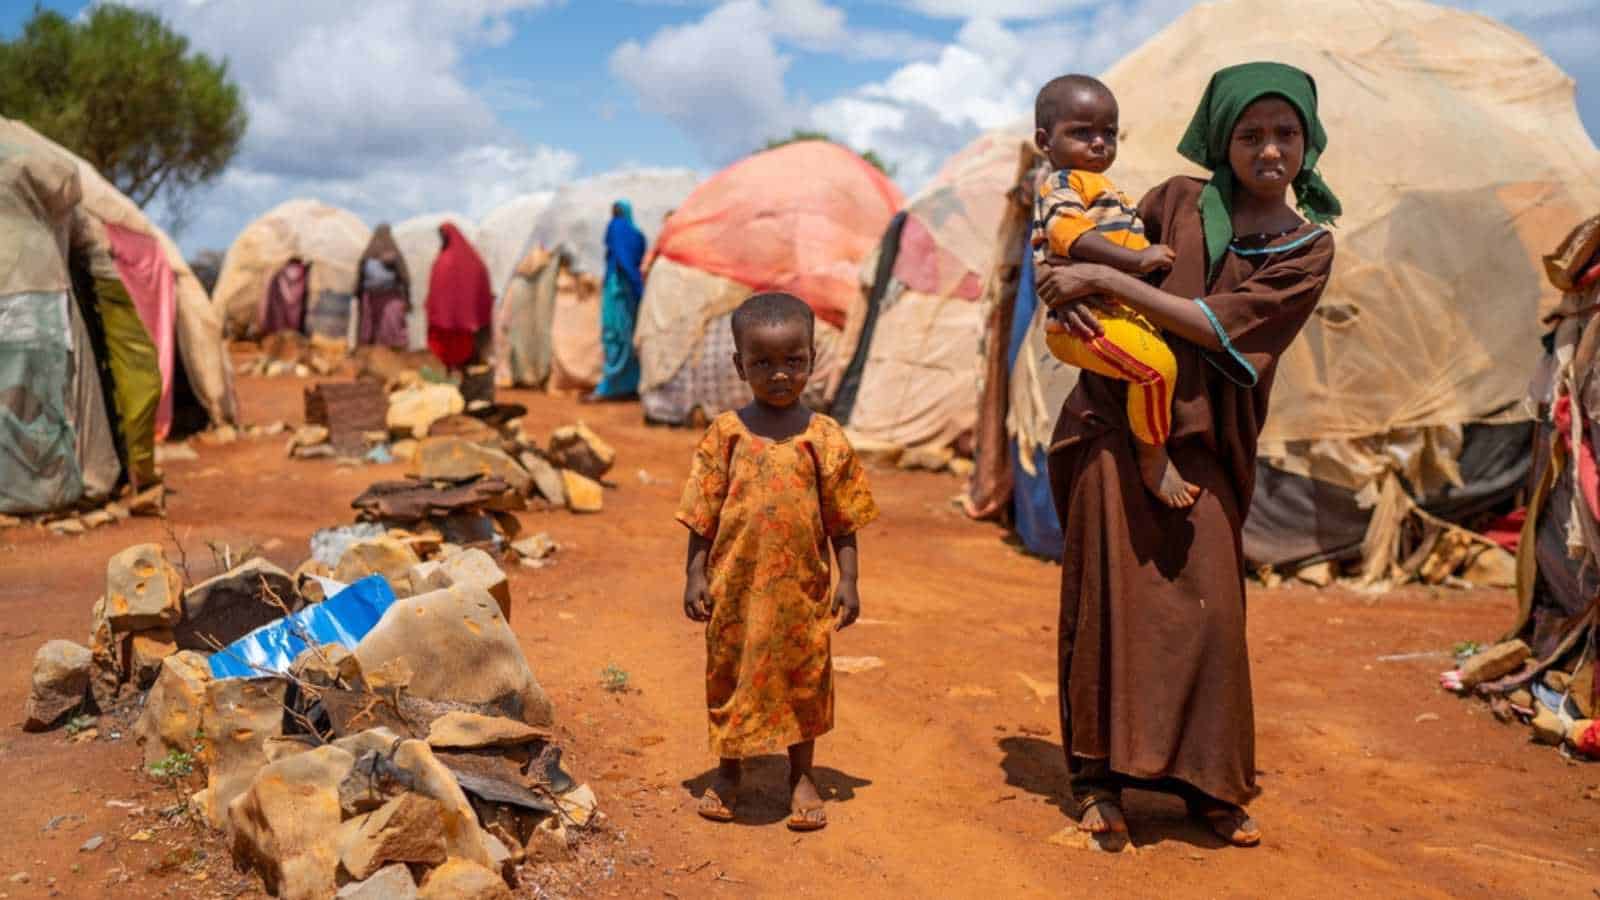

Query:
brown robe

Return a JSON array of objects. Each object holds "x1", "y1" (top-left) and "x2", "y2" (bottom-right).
[{"x1": 1048, "y1": 176, "x2": 1335, "y2": 806}]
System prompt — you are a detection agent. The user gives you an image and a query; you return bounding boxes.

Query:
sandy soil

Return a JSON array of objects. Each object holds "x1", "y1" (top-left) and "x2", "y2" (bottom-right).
[{"x1": 0, "y1": 360, "x2": 1596, "y2": 899}]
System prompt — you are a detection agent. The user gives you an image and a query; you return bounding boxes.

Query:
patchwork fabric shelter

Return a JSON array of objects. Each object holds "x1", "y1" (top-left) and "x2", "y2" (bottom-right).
[
  {"x1": 213, "y1": 199, "x2": 369, "y2": 340},
  {"x1": 475, "y1": 192, "x2": 553, "y2": 299},
  {"x1": 967, "y1": 0, "x2": 1600, "y2": 568},
  {"x1": 500, "y1": 169, "x2": 696, "y2": 392},
  {"x1": 635, "y1": 142, "x2": 902, "y2": 425},
  {"x1": 1, "y1": 117, "x2": 237, "y2": 441},
  {"x1": 836, "y1": 124, "x2": 1028, "y2": 450},
  {"x1": 392, "y1": 212, "x2": 475, "y2": 351}
]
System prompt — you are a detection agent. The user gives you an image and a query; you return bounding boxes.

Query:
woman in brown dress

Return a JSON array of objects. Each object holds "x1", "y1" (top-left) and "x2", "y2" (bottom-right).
[{"x1": 1035, "y1": 62, "x2": 1340, "y2": 846}]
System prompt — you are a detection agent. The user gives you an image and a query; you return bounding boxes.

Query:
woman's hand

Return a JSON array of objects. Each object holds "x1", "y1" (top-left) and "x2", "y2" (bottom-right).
[
  {"x1": 1036, "y1": 260, "x2": 1115, "y2": 339},
  {"x1": 831, "y1": 578, "x2": 861, "y2": 631},
  {"x1": 684, "y1": 570, "x2": 712, "y2": 622}
]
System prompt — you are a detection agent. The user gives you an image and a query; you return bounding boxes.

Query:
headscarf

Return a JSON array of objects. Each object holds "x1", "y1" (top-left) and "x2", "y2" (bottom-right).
[
  {"x1": 426, "y1": 222, "x2": 494, "y2": 332},
  {"x1": 604, "y1": 199, "x2": 647, "y2": 299},
  {"x1": 1176, "y1": 61, "x2": 1342, "y2": 276},
  {"x1": 356, "y1": 223, "x2": 409, "y2": 293}
]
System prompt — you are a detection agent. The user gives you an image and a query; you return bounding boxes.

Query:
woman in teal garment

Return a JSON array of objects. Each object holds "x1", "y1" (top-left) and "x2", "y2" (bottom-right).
[{"x1": 586, "y1": 200, "x2": 647, "y2": 402}]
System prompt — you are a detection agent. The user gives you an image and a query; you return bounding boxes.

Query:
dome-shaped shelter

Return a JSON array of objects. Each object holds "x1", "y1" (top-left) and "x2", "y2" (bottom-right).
[
  {"x1": 970, "y1": 0, "x2": 1600, "y2": 569},
  {"x1": 835, "y1": 124, "x2": 1028, "y2": 450},
  {"x1": 475, "y1": 192, "x2": 553, "y2": 299},
  {"x1": 214, "y1": 199, "x2": 370, "y2": 340},
  {"x1": 496, "y1": 169, "x2": 697, "y2": 391},
  {"x1": 635, "y1": 142, "x2": 902, "y2": 424}
]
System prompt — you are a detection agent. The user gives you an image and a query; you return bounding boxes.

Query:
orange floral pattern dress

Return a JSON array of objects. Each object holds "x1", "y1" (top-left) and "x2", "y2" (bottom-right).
[{"x1": 676, "y1": 411, "x2": 878, "y2": 758}]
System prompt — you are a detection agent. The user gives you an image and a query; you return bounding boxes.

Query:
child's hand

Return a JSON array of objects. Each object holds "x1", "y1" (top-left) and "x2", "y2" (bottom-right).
[
  {"x1": 684, "y1": 572, "x2": 712, "y2": 623},
  {"x1": 1136, "y1": 244, "x2": 1176, "y2": 274},
  {"x1": 831, "y1": 579, "x2": 861, "y2": 631}
]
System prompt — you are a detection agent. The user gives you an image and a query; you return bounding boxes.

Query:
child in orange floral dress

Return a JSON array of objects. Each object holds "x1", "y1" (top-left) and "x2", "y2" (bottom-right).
[{"x1": 676, "y1": 292, "x2": 878, "y2": 832}]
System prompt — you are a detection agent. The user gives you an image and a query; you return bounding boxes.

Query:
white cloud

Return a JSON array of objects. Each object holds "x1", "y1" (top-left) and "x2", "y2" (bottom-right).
[
  {"x1": 893, "y1": 0, "x2": 1098, "y2": 19},
  {"x1": 609, "y1": 0, "x2": 942, "y2": 164},
  {"x1": 121, "y1": 0, "x2": 575, "y2": 250}
]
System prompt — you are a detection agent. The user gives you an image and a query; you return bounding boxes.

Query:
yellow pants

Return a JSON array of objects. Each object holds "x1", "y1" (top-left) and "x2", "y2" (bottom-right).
[{"x1": 1044, "y1": 303, "x2": 1176, "y2": 446}]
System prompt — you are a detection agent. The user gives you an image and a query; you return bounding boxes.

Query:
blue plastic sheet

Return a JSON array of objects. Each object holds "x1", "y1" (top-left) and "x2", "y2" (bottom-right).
[
  {"x1": 208, "y1": 575, "x2": 397, "y2": 679},
  {"x1": 1007, "y1": 249, "x2": 1064, "y2": 560}
]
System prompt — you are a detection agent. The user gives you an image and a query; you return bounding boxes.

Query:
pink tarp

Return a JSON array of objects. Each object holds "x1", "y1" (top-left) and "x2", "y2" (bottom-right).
[{"x1": 105, "y1": 221, "x2": 177, "y2": 439}]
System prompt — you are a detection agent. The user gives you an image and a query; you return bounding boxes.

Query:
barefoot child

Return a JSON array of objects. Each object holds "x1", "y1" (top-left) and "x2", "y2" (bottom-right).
[
  {"x1": 1033, "y1": 74, "x2": 1199, "y2": 508},
  {"x1": 676, "y1": 292, "x2": 878, "y2": 832}
]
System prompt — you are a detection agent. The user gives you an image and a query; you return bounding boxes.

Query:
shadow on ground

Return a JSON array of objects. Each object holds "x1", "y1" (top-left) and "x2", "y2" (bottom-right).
[{"x1": 682, "y1": 756, "x2": 873, "y2": 827}]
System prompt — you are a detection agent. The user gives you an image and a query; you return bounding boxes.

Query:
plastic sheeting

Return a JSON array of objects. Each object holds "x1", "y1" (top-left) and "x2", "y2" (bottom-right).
[
  {"x1": 476, "y1": 192, "x2": 553, "y2": 298},
  {"x1": 649, "y1": 142, "x2": 902, "y2": 329},
  {"x1": 214, "y1": 198, "x2": 370, "y2": 340},
  {"x1": 209, "y1": 575, "x2": 396, "y2": 679},
  {"x1": 1007, "y1": 250, "x2": 1063, "y2": 559},
  {"x1": 494, "y1": 246, "x2": 564, "y2": 388},
  {"x1": 548, "y1": 262, "x2": 604, "y2": 391},
  {"x1": 527, "y1": 169, "x2": 698, "y2": 279},
  {"x1": 393, "y1": 212, "x2": 475, "y2": 351}
]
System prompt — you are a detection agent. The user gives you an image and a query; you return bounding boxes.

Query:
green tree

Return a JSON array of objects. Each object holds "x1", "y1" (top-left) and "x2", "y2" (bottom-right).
[
  {"x1": 0, "y1": 5, "x2": 246, "y2": 230},
  {"x1": 763, "y1": 129, "x2": 896, "y2": 178}
]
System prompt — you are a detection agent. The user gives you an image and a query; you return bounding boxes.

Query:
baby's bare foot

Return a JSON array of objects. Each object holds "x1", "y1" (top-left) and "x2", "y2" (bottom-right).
[{"x1": 1137, "y1": 444, "x2": 1200, "y2": 509}]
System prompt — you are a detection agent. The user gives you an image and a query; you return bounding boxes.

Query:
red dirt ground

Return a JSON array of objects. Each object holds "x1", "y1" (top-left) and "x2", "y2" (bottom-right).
[{"x1": 1, "y1": 358, "x2": 1596, "y2": 899}]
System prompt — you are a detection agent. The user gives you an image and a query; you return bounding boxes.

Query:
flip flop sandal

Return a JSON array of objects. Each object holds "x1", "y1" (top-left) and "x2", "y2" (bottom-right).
[
  {"x1": 696, "y1": 787, "x2": 736, "y2": 823},
  {"x1": 786, "y1": 805, "x2": 827, "y2": 832}
]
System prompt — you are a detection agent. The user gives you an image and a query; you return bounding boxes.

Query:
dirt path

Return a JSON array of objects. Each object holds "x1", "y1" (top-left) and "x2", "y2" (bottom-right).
[{"x1": 1, "y1": 363, "x2": 1596, "y2": 898}]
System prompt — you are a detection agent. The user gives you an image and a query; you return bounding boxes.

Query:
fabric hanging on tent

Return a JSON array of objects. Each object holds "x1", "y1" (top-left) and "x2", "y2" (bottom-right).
[
  {"x1": 260, "y1": 260, "x2": 308, "y2": 335},
  {"x1": 104, "y1": 221, "x2": 176, "y2": 439},
  {"x1": 89, "y1": 276, "x2": 160, "y2": 488},
  {"x1": 833, "y1": 212, "x2": 906, "y2": 424},
  {"x1": 0, "y1": 291, "x2": 84, "y2": 514},
  {"x1": 1006, "y1": 248, "x2": 1062, "y2": 559}
]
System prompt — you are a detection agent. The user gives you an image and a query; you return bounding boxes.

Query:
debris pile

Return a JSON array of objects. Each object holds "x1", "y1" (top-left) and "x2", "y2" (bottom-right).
[
  {"x1": 1442, "y1": 639, "x2": 1600, "y2": 760},
  {"x1": 1253, "y1": 517, "x2": 1517, "y2": 591},
  {"x1": 239, "y1": 332, "x2": 350, "y2": 378},
  {"x1": 22, "y1": 536, "x2": 599, "y2": 899}
]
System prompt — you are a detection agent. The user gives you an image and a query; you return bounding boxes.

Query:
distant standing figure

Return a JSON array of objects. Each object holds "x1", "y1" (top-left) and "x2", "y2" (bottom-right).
[
  {"x1": 354, "y1": 224, "x2": 411, "y2": 349},
  {"x1": 259, "y1": 257, "x2": 308, "y2": 336},
  {"x1": 677, "y1": 292, "x2": 878, "y2": 832},
  {"x1": 426, "y1": 222, "x2": 494, "y2": 370},
  {"x1": 586, "y1": 200, "x2": 646, "y2": 402}
]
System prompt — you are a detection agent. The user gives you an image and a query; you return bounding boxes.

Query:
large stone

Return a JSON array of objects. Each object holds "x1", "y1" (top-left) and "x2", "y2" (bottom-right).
[
  {"x1": 340, "y1": 792, "x2": 450, "y2": 880},
  {"x1": 336, "y1": 864, "x2": 417, "y2": 900},
  {"x1": 1571, "y1": 663, "x2": 1596, "y2": 719},
  {"x1": 176, "y1": 559, "x2": 300, "y2": 651},
  {"x1": 426, "y1": 414, "x2": 501, "y2": 445},
  {"x1": 391, "y1": 741, "x2": 495, "y2": 868},
  {"x1": 23, "y1": 640, "x2": 91, "y2": 731},
  {"x1": 418, "y1": 438, "x2": 532, "y2": 496},
  {"x1": 228, "y1": 744, "x2": 354, "y2": 900},
  {"x1": 87, "y1": 597, "x2": 122, "y2": 709},
  {"x1": 355, "y1": 585, "x2": 552, "y2": 726},
  {"x1": 202, "y1": 676, "x2": 288, "y2": 828},
  {"x1": 335, "y1": 537, "x2": 423, "y2": 597},
  {"x1": 418, "y1": 859, "x2": 513, "y2": 900},
  {"x1": 388, "y1": 383, "x2": 465, "y2": 440},
  {"x1": 561, "y1": 470, "x2": 603, "y2": 514},
  {"x1": 517, "y1": 452, "x2": 565, "y2": 505},
  {"x1": 127, "y1": 629, "x2": 176, "y2": 689},
  {"x1": 425, "y1": 711, "x2": 549, "y2": 750},
  {"x1": 547, "y1": 423, "x2": 615, "y2": 480},
  {"x1": 1459, "y1": 640, "x2": 1532, "y2": 689},
  {"x1": 104, "y1": 543, "x2": 183, "y2": 632},
  {"x1": 134, "y1": 650, "x2": 212, "y2": 765},
  {"x1": 290, "y1": 643, "x2": 361, "y2": 689},
  {"x1": 438, "y1": 549, "x2": 510, "y2": 621},
  {"x1": 1531, "y1": 706, "x2": 1565, "y2": 745}
]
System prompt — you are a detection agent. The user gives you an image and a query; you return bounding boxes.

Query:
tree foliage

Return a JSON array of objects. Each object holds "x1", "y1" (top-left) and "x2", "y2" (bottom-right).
[
  {"x1": 0, "y1": 5, "x2": 247, "y2": 216},
  {"x1": 763, "y1": 130, "x2": 896, "y2": 178}
]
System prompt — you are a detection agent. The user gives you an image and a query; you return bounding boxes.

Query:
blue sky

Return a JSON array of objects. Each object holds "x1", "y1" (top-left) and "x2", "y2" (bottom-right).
[{"x1": 2, "y1": 0, "x2": 1596, "y2": 253}]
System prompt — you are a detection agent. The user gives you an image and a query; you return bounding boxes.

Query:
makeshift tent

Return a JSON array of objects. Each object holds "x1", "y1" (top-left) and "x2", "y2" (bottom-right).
[
  {"x1": 214, "y1": 199, "x2": 370, "y2": 340},
  {"x1": 392, "y1": 212, "x2": 476, "y2": 352},
  {"x1": 2, "y1": 117, "x2": 237, "y2": 439},
  {"x1": 836, "y1": 124, "x2": 1028, "y2": 450},
  {"x1": 635, "y1": 142, "x2": 902, "y2": 425},
  {"x1": 966, "y1": 0, "x2": 1600, "y2": 568},
  {"x1": 475, "y1": 192, "x2": 553, "y2": 298},
  {"x1": 499, "y1": 169, "x2": 696, "y2": 392},
  {"x1": 1495, "y1": 213, "x2": 1600, "y2": 718}
]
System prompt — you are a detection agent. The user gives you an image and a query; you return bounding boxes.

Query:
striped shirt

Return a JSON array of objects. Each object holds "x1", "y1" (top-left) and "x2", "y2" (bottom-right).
[{"x1": 1032, "y1": 168, "x2": 1149, "y2": 266}]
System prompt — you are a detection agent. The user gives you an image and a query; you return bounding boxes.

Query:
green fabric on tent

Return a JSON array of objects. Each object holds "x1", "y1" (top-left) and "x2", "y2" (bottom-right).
[{"x1": 92, "y1": 276, "x2": 159, "y2": 487}]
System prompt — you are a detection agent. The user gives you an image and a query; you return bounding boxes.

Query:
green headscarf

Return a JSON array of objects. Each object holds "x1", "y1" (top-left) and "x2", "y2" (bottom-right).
[{"x1": 1176, "y1": 61, "x2": 1341, "y2": 276}]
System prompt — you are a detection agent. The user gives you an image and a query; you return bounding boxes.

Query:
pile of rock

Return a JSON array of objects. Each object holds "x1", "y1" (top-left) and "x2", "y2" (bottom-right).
[
  {"x1": 1442, "y1": 639, "x2": 1600, "y2": 759},
  {"x1": 240, "y1": 332, "x2": 349, "y2": 378},
  {"x1": 23, "y1": 539, "x2": 597, "y2": 899}
]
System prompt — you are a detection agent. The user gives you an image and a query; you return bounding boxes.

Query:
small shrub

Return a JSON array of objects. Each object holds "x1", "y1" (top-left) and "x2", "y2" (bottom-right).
[{"x1": 600, "y1": 664, "x2": 630, "y2": 693}]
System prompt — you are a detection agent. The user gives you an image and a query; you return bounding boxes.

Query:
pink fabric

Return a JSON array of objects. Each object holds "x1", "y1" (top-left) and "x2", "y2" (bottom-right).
[
  {"x1": 1554, "y1": 394, "x2": 1600, "y2": 523},
  {"x1": 891, "y1": 216, "x2": 983, "y2": 300},
  {"x1": 359, "y1": 287, "x2": 410, "y2": 349},
  {"x1": 427, "y1": 223, "x2": 494, "y2": 333},
  {"x1": 104, "y1": 222, "x2": 177, "y2": 439}
]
